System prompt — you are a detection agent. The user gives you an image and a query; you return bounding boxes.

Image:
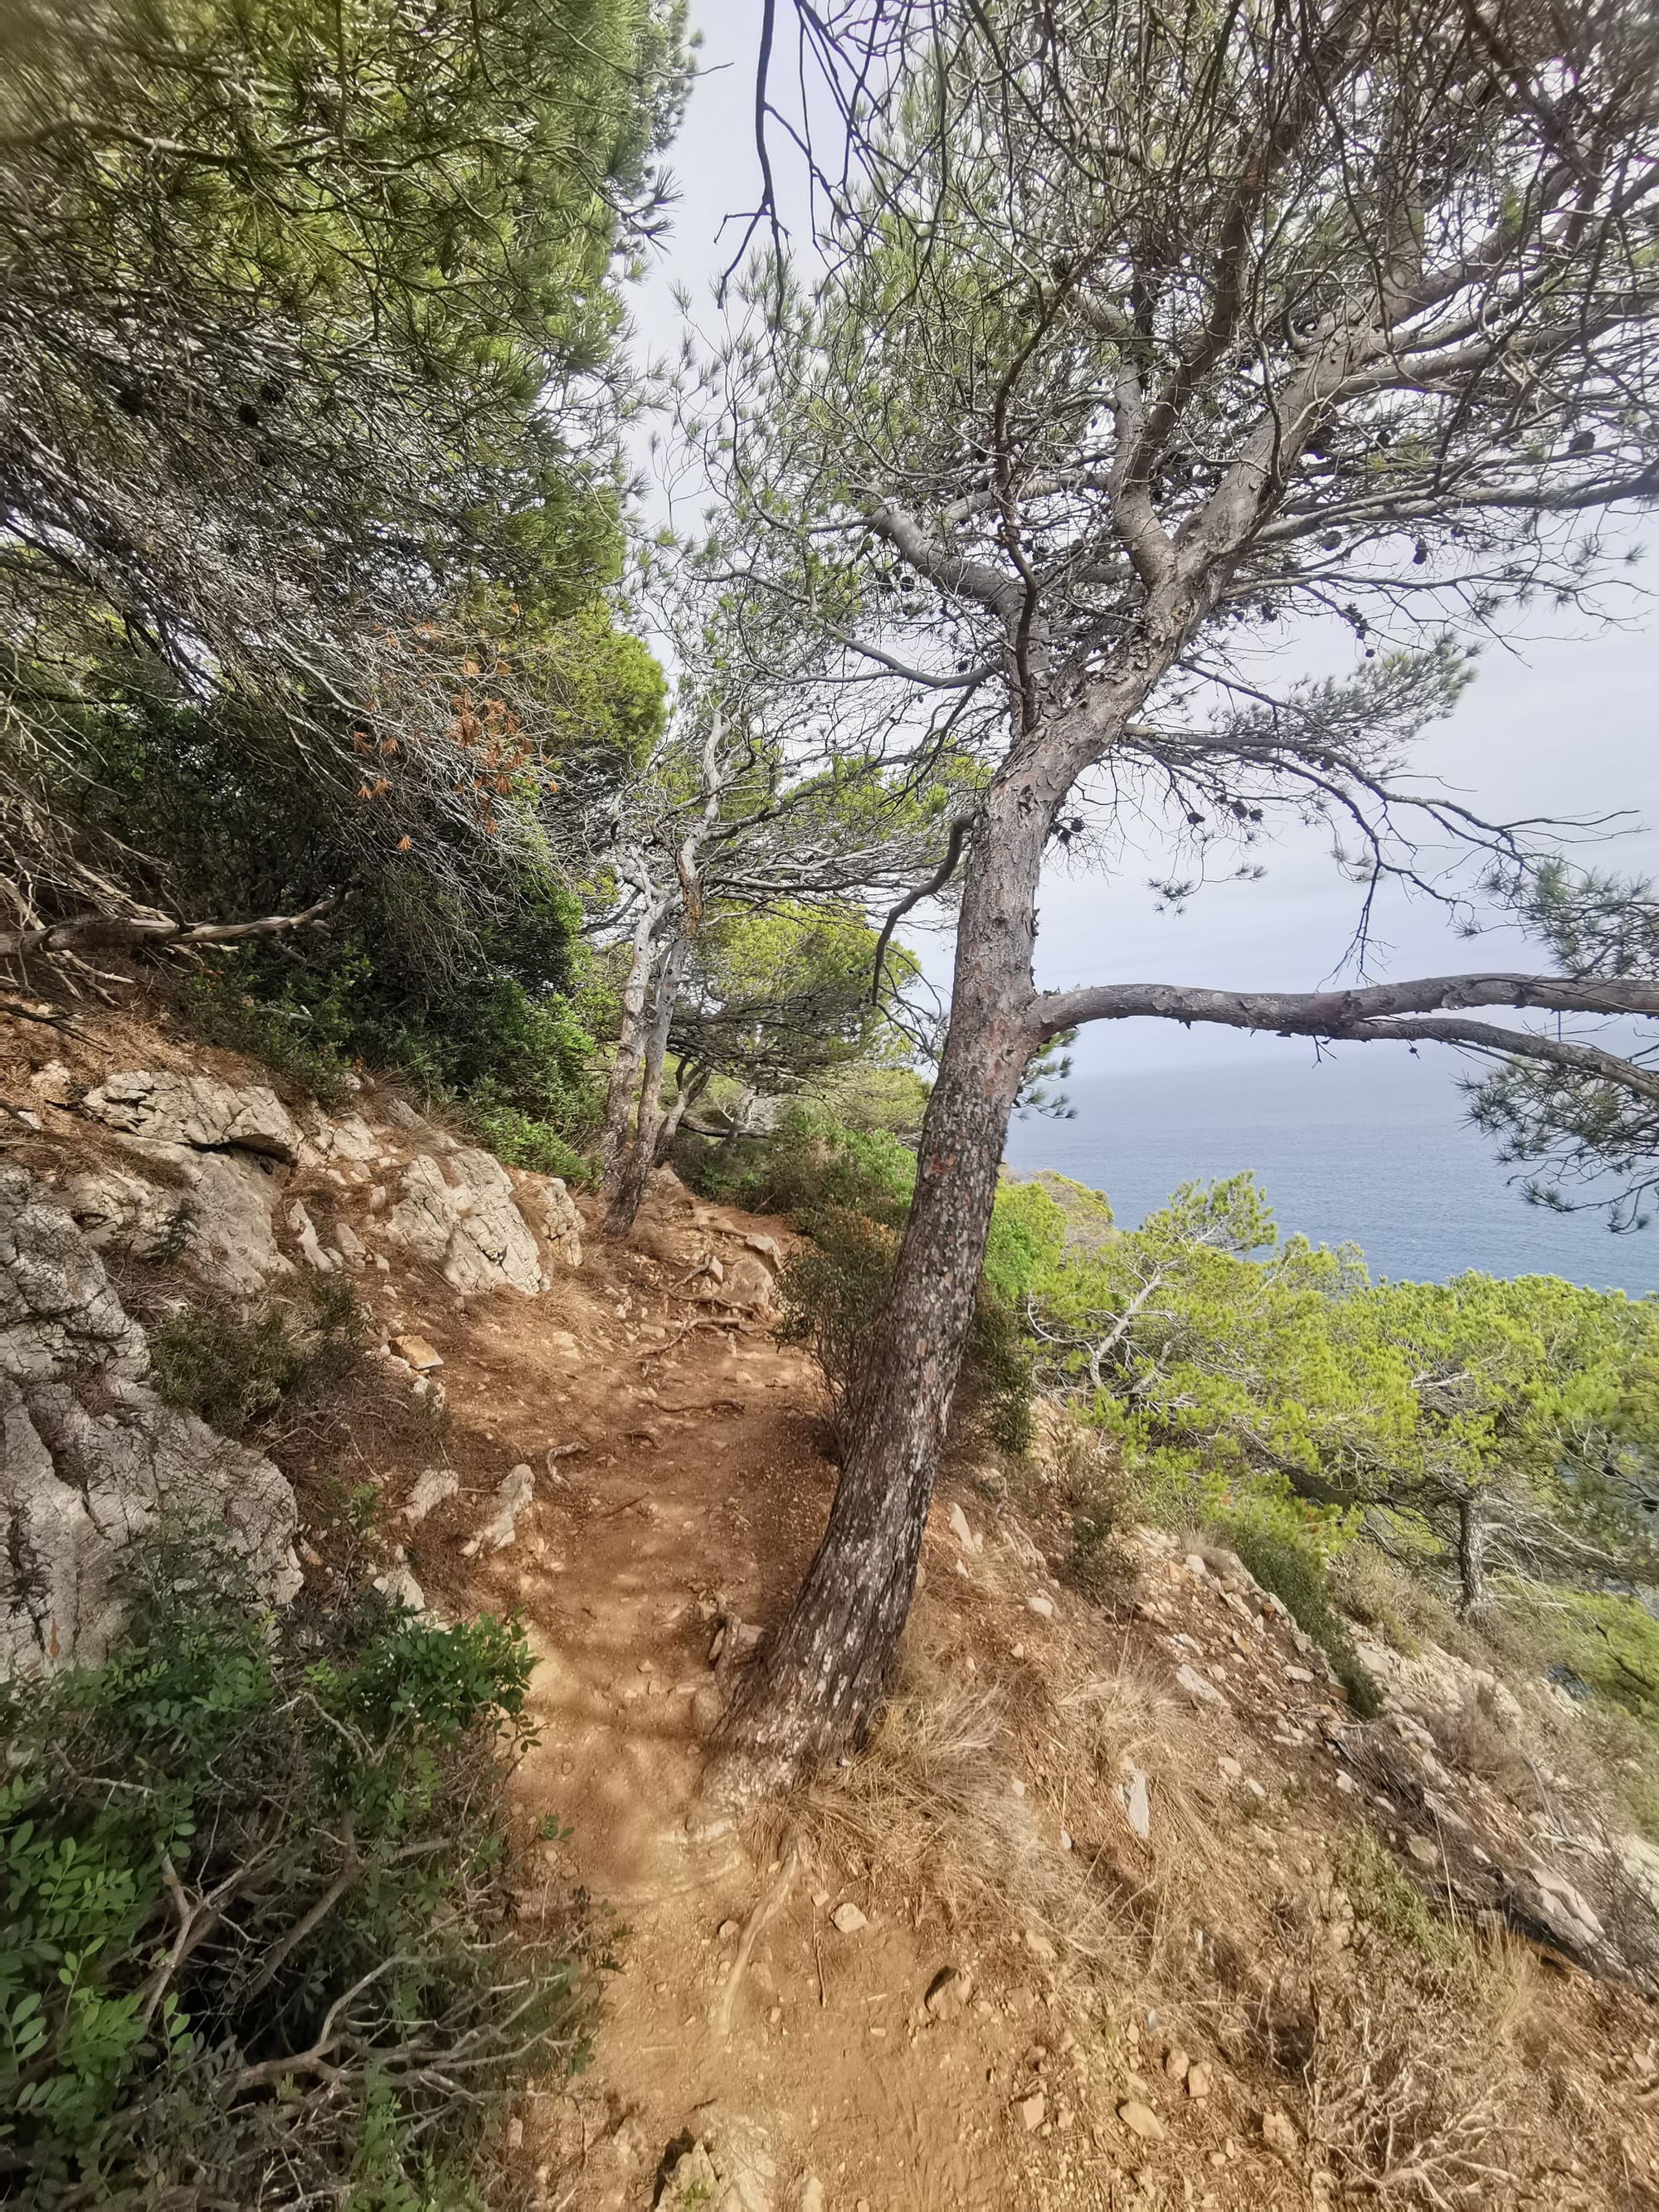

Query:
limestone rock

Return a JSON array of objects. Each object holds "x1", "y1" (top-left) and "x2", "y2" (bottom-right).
[
  {"x1": 373, "y1": 1561, "x2": 430, "y2": 1615},
  {"x1": 392, "y1": 1334, "x2": 444, "y2": 1372},
  {"x1": 1019, "y1": 2093, "x2": 1047, "y2": 2132},
  {"x1": 720, "y1": 1254, "x2": 776, "y2": 1313},
  {"x1": 530, "y1": 1175, "x2": 583, "y2": 1268},
  {"x1": 1175, "y1": 1662, "x2": 1227, "y2": 1708},
  {"x1": 64, "y1": 1145, "x2": 292, "y2": 1295},
  {"x1": 80, "y1": 1069, "x2": 299, "y2": 1159},
  {"x1": 1117, "y1": 2101, "x2": 1165, "y2": 2142},
  {"x1": 745, "y1": 1233, "x2": 782, "y2": 1264},
  {"x1": 830, "y1": 1901, "x2": 868, "y2": 1933},
  {"x1": 379, "y1": 1151, "x2": 546, "y2": 1296},
  {"x1": 404, "y1": 1467, "x2": 460, "y2": 1522},
  {"x1": 1120, "y1": 1764, "x2": 1151, "y2": 1842},
  {"x1": 924, "y1": 1965, "x2": 971, "y2": 2017},
  {"x1": 0, "y1": 1165, "x2": 299, "y2": 1674},
  {"x1": 948, "y1": 1502, "x2": 980, "y2": 1556},
  {"x1": 1186, "y1": 2063, "x2": 1213, "y2": 2100},
  {"x1": 288, "y1": 1201, "x2": 340, "y2": 1272},
  {"x1": 463, "y1": 1463, "x2": 535, "y2": 1556}
]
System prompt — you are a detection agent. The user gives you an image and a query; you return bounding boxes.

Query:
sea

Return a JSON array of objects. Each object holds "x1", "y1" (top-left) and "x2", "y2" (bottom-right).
[{"x1": 1001, "y1": 1049, "x2": 1659, "y2": 1296}]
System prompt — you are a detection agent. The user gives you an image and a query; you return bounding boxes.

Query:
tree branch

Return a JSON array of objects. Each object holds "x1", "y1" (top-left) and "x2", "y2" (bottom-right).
[{"x1": 1, "y1": 894, "x2": 337, "y2": 961}]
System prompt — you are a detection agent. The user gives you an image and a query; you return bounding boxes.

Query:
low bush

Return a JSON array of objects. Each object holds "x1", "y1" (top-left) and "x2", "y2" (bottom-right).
[
  {"x1": 0, "y1": 1527, "x2": 586, "y2": 2208},
  {"x1": 147, "y1": 1278, "x2": 370, "y2": 1440},
  {"x1": 776, "y1": 1205, "x2": 1033, "y2": 1458},
  {"x1": 1214, "y1": 1519, "x2": 1383, "y2": 1717}
]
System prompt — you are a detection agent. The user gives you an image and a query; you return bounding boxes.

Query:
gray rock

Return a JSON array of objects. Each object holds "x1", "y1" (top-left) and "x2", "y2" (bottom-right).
[
  {"x1": 403, "y1": 1467, "x2": 460, "y2": 1522},
  {"x1": 80, "y1": 1069, "x2": 299, "y2": 1159},
  {"x1": 64, "y1": 1143, "x2": 293, "y2": 1296},
  {"x1": 462, "y1": 1463, "x2": 536, "y2": 1556},
  {"x1": 379, "y1": 1152, "x2": 546, "y2": 1296},
  {"x1": 1121, "y1": 1764, "x2": 1151, "y2": 1841},
  {"x1": 0, "y1": 1166, "x2": 299, "y2": 1674}
]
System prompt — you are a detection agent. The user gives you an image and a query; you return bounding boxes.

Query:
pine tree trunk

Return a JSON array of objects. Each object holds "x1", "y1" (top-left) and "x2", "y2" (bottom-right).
[
  {"x1": 598, "y1": 891, "x2": 664, "y2": 1173},
  {"x1": 718, "y1": 799, "x2": 1045, "y2": 1774},
  {"x1": 1455, "y1": 1498, "x2": 1491, "y2": 1620},
  {"x1": 655, "y1": 1061, "x2": 707, "y2": 1162},
  {"x1": 603, "y1": 935, "x2": 687, "y2": 1237}
]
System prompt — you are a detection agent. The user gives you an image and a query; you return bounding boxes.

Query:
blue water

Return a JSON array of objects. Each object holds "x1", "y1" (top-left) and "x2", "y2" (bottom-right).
[{"x1": 1001, "y1": 1052, "x2": 1659, "y2": 1295}]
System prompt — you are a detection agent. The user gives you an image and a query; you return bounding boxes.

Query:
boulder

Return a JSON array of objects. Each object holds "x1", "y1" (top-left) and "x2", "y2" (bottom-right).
[
  {"x1": 530, "y1": 1175, "x2": 583, "y2": 1269},
  {"x1": 64, "y1": 1142, "x2": 293, "y2": 1295},
  {"x1": 0, "y1": 1165, "x2": 299, "y2": 1674},
  {"x1": 378, "y1": 1151, "x2": 546, "y2": 1296},
  {"x1": 80, "y1": 1069, "x2": 300, "y2": 1159}
]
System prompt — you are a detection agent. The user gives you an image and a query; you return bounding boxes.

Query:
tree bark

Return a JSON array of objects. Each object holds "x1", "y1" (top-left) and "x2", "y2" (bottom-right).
[
  {"x1": 603, "y1": 934, "x2": 688, "y2": 1237},
  {"x1": 1455, "y1": 1498, "x2": 1492, "y2": 1620},
  {"x1": 597, "y1": 879, "x2": 665, "y2": 1175},
  {"x1": 655, "y1": 1060, "x2": 707, "y2": 1162},
  {"x1": 718, "y1": 786, "x2": 1049, "y2": 1773}
]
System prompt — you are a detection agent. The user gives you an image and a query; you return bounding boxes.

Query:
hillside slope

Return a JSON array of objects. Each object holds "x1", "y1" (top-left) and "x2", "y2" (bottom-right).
[{"x1": 3, "y1": 1006, "x2": 1659, "y2": 2210}]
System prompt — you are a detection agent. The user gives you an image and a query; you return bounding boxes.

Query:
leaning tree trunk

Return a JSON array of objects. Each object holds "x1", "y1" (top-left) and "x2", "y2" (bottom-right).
[
  {"x1": 602, "y1": 935, "x2": 688, "y2": 1237},
  {"x1": 654, "y1": 1061, "x2": 707, "y2": 1163},
  {"x1": 718, "y1": 796, "x2": 1047, "y2": 1776}
]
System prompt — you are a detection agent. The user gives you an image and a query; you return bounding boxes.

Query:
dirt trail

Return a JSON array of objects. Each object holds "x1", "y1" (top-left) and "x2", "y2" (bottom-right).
[{"x1": 7, "y1": 1003, "x2": 1655, "y2": 2210}]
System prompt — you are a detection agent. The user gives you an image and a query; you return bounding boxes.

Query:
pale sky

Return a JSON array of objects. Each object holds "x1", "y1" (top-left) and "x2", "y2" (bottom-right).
[{"x1": 630, "y1": 2, "x2": 1659, "y2": 1082}]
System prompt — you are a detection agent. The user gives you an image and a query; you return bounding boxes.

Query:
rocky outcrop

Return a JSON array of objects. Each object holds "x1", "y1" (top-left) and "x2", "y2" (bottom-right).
[
  {"x1": 0, "y1": 1164, "x2": 299, "y2": 1674},
  {"x1": 377, "y1": 1147, "x2": 548, "y2": 1295},
  {"x1": 80, "y1": 1069, "x2": 301, "y2": 1158},
  {"x1": 48, "y1": 1068, "x2": 581, "y2": 1300}
]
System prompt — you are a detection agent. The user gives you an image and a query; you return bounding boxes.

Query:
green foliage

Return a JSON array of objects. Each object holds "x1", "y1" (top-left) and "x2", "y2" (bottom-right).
[
  {"x1": 1214, "y1": 1522, "x2": 1382, "y2": 1717},
  {"x1": 775, "y1": 1201, "x2": 1032, "y2": 1459},
  {"x1": 148, "y1": 1279, "x2": 369, "y2": 1439},
  {"x1": 1334, "y1": 1828, "x2": 1458, "y2": 1966},
  {"x1": 1512, "y1": 1587, "x2": 1659, "y2": 1724},
  {"x1": 0, "y1": 1528, "x2": 582, "y2": 2206},
  {"x1": 1019, "y1": 1172, "x2": 1659, "y2": 1611}
]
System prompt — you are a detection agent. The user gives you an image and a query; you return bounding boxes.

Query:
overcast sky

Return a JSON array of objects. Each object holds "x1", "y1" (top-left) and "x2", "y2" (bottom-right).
[{"x1": 630, "y1": 3, "x2": 1659, "y2": 1082}]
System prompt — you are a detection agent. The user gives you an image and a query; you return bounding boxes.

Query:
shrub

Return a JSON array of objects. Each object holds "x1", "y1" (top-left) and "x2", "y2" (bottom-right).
[
  {"x1": 1215, "y1": 1519, "x2": 1383, "y2": 1718},
  {"x1": 0, "y1": 1527, "x2": 586, "y2": 2207},
  {"x1": 776, "y1": 1206, "x2": 1032, "y2": 1459},
  {"x1": 147, "y1": 1278, "x2": 369, "y2": 1439}
]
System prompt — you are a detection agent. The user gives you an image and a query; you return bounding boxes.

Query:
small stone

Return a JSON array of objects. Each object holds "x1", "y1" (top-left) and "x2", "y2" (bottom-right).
[
  {"x1": 1019, "y1": 2093, "x2": 1047, "y2": 2132},
  {"x1": 1335, "y1": 1771, "x2": 1356, "y2": 1795},
  {"x1": 718, "y1": 1918, "x2": 741, "y2": 1941},
  {"x1": 795, "y1": 2180, "x2": 826, "y2": 2212},
  {"x1": 1176, "y1": 1663, "x2": 1226, "y2": 1707},
  {"x1": 1027, "y1": 1592, "x2": 1055, "y2": 1618},
  {"x1": 1059, "y1": 1829, "x2": 1074, "y2": 1852},
  {"x1": 1285, "y1": 1664, "x2": 1315, "y2": 1683},
  {"x1": 1025, "y1": 1928, "x2": 1057, "y2": 1961},
  {"x1": 831, "y1": 1901, "x2": 868, "y2": 1934},
  {"x1": 949, "y1": 1501, "x2": 980, "y2": 1555},
  {"x1": 1217, "y1": 1756, "x2": 1243, "y2": 1781},
  {"x1": 1165, "y1": 2047, "x2": 1190, "y2": 2083},
  {"x1": 392, "y1": 1333, "x2": 444, "y2": 1371},
  {"x1": 1262, "y1": 2110, "x2": 1300, "y2": 2157},
  {"x1": 1406, "y1": 1834, "x2": 1439, "y2": 1867},
  {"x1": 1009, "y1": 1776, "x2": 1026, "y2": 1797},
  {"x1": 1187, "y1": 2063, "x2": 1214, "y2": 2100},
  {"x1": 403, "y1": 1466, "x2": 460, "y2": 1522},
  {"x1": 925, "y1": 1966, "x2": 971, "y2": 2016},
  {"x1": 1121, "y1": 1765, "x2": 1151, "y2": 1842},
  {"x1": 1117, "y1": 2101, "x2": 1166, "y2": 2142}
]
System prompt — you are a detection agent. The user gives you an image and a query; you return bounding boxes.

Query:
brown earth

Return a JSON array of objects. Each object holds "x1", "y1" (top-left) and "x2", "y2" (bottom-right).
[{"x1": 6, "y1": 1002, "x2": 1659, "y2": 2210}]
